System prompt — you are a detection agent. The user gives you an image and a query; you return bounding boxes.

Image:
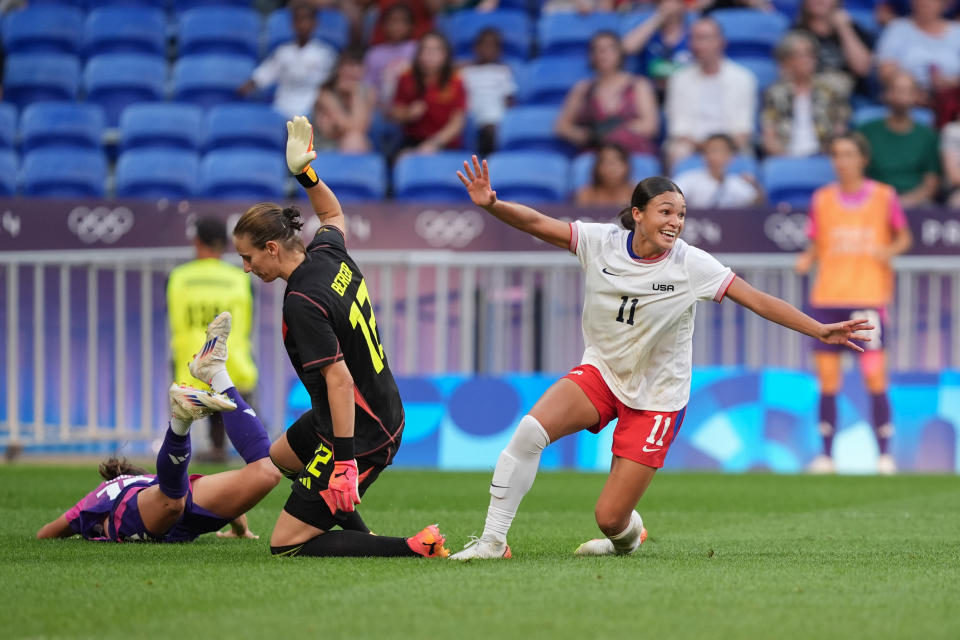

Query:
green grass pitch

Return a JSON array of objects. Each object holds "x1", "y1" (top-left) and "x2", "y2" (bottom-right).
[{"x1": 1, "y1": 465, "x2": 958, "y2": 639}]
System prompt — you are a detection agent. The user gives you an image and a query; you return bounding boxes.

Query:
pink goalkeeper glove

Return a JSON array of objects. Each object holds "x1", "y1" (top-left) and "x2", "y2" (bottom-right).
[{"x1": 321, "y1": 459, "x2": 361, "y2": 513}]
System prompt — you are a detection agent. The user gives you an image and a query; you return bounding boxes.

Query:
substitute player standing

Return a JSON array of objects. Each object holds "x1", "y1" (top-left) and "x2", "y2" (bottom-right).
[
  {"x1": 451, "y1": 156, "x2": 873, "y2": 559},
  {"x1": 231, "y1": 115, "x2": 447, "y2": 558}
]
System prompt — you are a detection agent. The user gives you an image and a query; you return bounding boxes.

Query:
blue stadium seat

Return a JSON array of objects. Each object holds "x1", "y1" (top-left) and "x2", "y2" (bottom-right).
[
  {"x1": 173, "y1": 55, "x2": 256, "y2": 109},
  {"x1": 570, "y1": 152, "x2": 663, "y2": 191},
  {"x1": 394, "y1": 152, "x2": 472, "y2": 201},
  {"x1": 761, "y1": 155, "x2": 835, "y2": 208},
  {"x1": 671, "y1": 153, "x2": 758, "y2": 179},
  {"x1": 1, "y1": 6, "x2": 84, "y2": 55},
  {"x1": 119, "y1": 103, "x2": 205, "y2": 152},
  {"x1": 199, "y1": 149, "x2": 287, "y2": 200},
  {"x1": 265, "y1": 8, "x2": 349, "y2": 53},
  {"x1": 848, "y1": 8, "x2": 880, "y2": 36},
  {"x1": 174, "y1": 0, "x2": 254, "y2": 10},
  {"x1": 441, "y1": 10, "x2": 532, "y2": 61},
  {"x1": 3, "y1": 54, "x2": 81, "y2": 109},
  {"x1": 204, "y1": 104, "x2": 287, "y2": 151},
  {"x1": 0, "y1": 151, "x2": 17, "y2": 196},
  {"x1": 84, "y1": 54, "x2": 167, "y2": 127},
  {"x1": 711, "y1": 9, "x2": 789, "y2": 58},
  {"x1": 497, "y1": 105, "x2": 573, "y2": 154},
  {"x1": 116, "y1": 149, "x2": 201, "y2": 200},
  {"x1": 537, "y1": 12, "x2": 621, "y2": 57},
  {"x1": 852, "y1": 105, "x2": 936, "y2": 128},
  {"x1": 311, "y1": 152, "x2": 387, "y2": 202},
  {"x1": 518, "y1": 56, "x2": 592, "y2": 106},
  {"x1": 84, "y1": 7, "x2": 167, "y2": 57},
  {"x1": 734, "y1": 57, "x2": 779, "y2": 94},
  {"x1": 178, "y1": 7, "x2": 261, "y2": 62},
  {"x1": 0, "y1": 104, "x2": 17, "y2": 149},
  {"x1": 487, "y1": 151, "x2": 570, "y2": 202},
  {"x1": 21, "y1": 147, "x2": 107, "y2": 198},
  {"x1": 20, "y1": 102, "x2": 105, "y2": 153}
]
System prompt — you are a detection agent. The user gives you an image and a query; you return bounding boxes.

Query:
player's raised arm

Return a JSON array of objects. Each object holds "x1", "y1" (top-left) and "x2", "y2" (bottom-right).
[
  {"x1": 286, "y1": 115, "x2": 346, "y2": 236},
  {"x1": 457, "y1": 155, "x2": 571, "y2": 249}
]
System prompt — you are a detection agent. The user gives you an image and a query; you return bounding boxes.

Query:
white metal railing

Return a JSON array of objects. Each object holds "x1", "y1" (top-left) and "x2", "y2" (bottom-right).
[{"x1": 2, "y1": 249, "x2": 959, "y2": 447}]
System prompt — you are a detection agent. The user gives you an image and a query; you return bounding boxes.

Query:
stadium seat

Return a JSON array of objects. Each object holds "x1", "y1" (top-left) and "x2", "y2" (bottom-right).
[
  {"x1": 119, "y1": 103, "x2": 205, "y2": 152},
  {"x1": 310, "y1": 152, "x2": 387, "y2": 202},
  {"x1": 177, "y1": 7, "x2": 261, "y2": 62},
  {"x1": 852, "y1": 105, "x2": 936, "y2": 128},
  {"x1": 20, "y1": 102, "x2": 105, "y2": 153},
  {"x1": 671, "y1": 153, "x2": 758, "y2": 179},
  {"x1": 537, "y1": 12, "x2": 621, "y2": 57},
  {"x1": 761, "y1": 155, "x2": 835, "y2": 208},
  {"x1": 21, "y1": 147, "x2": 107, "y2": 198},
  {"x1": 265, "y1": 8, "x2": 349, "y2": 53},
  {"x1": 0, "y1": 104, "x2": 17, "y2": 150},
  {"x1": 848, "y1": 8, "x2": 880, "y2": 36},
  {"x1": 711, "y1": 9, "x2": 789, "y2": 58},
  {"x1": 199, "y1": 149, "x2": 288, "y2": 200},
  {"x1": 174, "y1": 0, "x2": 255, "y2": 10},
  {"x1": 393, "y1": 152, "x2": 472, "y2": 201},
  {"x1": 173, "y1": 54, "x2": 257, "y2": 109},
  {"x1": 733, "y1": 57, "x2": 779, "y2": 94},
  {"x1": 84, "y1": 54, "x2": 167, "y2": 127},
  {"x1": 441, "y1": 9, "x2": 532, "y2": 62},
  {"x1": 3, "y1": 53, "x2": 81, "y2": 109},
  {"x1": 115, "y1": 149, "x2": 201, "y2": 200},
  {"x1": 487, "y1": 151, "x2": 570, "y2": 202},
  {"x1": 0, "y1": 151, "x2": 17, "y2": 196},
  {"x1": 204, "y1": 104, "x2": 287, "y2": 151},
  {"x1": 497, "y1": 105, "x2": 575, "y2": 155},
  {"x1": 517, "y1": 56, "x2": 592, "y2": 106},
  {"x1": 570, "y1": 152, "x2": 663, "y2": 191},
  {"x1": 84, "y1": 7, "x2": 167, "y2": 57},
  {"x1": 1, "y1": 6, "x2": 84, "y2": 55}
]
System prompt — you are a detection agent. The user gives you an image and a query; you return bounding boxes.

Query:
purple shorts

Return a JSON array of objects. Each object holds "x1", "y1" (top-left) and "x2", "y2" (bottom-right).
[
  {"x1": 107, "y1": 475, "x2": 230, "y2": 543},
  {"x1": 809, "y1": 306, "x2": 887, "y2": 353}
]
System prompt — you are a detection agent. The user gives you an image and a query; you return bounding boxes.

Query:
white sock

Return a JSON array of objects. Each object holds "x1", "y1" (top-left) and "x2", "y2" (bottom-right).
[
  {"x1": 480, "y1": 415, "x2": 550, "y2": 544},
  {"x1": 210, "y1": 370, "x2": 234, "y2": 394},
  {"x1": 169, "y1": 417, "x2": 192, "y2": 436},
  {"x1": 610, "y1": 511, "x2": 644, "y2": 554}
]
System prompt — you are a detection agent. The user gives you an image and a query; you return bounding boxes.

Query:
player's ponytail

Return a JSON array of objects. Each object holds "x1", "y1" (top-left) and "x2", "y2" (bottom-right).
[
  {"x1": 234, "y1": 202, "x2": 306, "y2": 253},
  {"x1": 98, "y1": 457, "x2": 147, "y2": 481},
  {"x1": 617, "y1": 206, "x2": 635, "y2": 230},
  {"x1": 620, "y1": 177, "x2": 684, "y2": 230}
]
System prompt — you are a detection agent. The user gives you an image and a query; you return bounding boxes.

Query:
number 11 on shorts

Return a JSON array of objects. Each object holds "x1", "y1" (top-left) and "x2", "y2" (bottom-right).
[{"x1": 646, "y1": 414, "x2": 670, "y2": 447}]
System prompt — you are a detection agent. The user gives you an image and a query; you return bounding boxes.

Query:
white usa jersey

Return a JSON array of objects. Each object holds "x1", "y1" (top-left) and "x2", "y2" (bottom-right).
[{"x1": 570, "y1": 221, "x2": 735, "y2": 411}]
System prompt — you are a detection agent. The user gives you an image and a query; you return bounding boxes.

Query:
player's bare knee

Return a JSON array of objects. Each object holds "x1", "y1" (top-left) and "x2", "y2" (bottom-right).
[
  {"x1": 253, "y1": 457, "x2": 284, "y2": 489},
  {"x1": 595, "y1": 506, "x2": 629, "y2": 537}
]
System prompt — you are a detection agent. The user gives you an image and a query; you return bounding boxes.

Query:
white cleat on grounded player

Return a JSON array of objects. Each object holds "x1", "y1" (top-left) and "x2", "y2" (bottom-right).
[
  {"x1": 876, "y1": 453, "x2": 897, "y2": 475},
  {"x1": 169, "y1": 383, "x2": 237, "y2": 424},
  {"x1": 808, "y1": 454, "x2": 836, "y2": 474},
  {"x1": 575, "y1": 527, "x2": 648, "y2": 556},
  {"x1": 449, "y1": 535, "x2": 512, "y2": 561},
  {"x1": 188, "y1": 311, "x2": 231, "y2": 385}
]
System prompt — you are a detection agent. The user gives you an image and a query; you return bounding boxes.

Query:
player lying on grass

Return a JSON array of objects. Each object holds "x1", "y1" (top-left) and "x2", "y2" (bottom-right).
[
  {"x1": 37, "y1": 314, "x2": 281, "y2": 542},
  {"x1": 450, "y1": 157, "x2": 873, "y2": 559},
  {"x1": 229, "y1": 115, "x2": 447, "y2": 558}
]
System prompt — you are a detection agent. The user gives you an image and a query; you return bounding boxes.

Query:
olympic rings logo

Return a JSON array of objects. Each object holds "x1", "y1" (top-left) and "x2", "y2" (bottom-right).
[
  {"x1": 763, "y1": 212, "x2": 809, "y2": 250},
  {"x1": 415, "y1": 209, "x2": 485, "y2": 248},
  {"x1": 67, "y1": 206, "x2": 135, "y2": 244}
]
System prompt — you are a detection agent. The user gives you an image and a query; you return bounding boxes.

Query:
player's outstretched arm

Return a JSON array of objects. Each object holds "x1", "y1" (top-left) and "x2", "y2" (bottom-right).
[
  {"x1": 725, "y1": 276, "x2": 873, "y2": 352},
  {"x1": 36, "y1": 515, "x2": 73, "y2": 539},
  {"x1": 286, "y1": 115, "x2": 346, "y2": 237},
  {"x1": 457, "y1": 155, "x2": 571, "y2": 249}
]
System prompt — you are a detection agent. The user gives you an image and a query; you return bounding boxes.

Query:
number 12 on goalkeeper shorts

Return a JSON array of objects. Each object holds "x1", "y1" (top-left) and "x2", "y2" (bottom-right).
[{"x1": 299, "y1": 443, "x2": 333, "y2": 491}]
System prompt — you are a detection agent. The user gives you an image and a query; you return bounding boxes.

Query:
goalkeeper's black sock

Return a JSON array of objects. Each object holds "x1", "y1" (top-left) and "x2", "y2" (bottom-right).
[
  {"x1": 271, "y1": 531, "x2": 416, "y2": 557},
  {"x1": 335, "y1": 509, "x2": 371, "y2": 533}
]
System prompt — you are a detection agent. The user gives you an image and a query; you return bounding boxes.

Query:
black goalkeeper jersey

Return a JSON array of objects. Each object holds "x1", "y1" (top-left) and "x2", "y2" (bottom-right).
[{"x1": 282, "y1": 225, "x2": 404, "y2": 458}]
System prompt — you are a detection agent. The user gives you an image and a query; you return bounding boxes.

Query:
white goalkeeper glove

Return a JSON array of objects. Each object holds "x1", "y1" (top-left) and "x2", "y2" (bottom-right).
[{"x1": 286, "y1": 115, "x2": 319, "y2": 188}]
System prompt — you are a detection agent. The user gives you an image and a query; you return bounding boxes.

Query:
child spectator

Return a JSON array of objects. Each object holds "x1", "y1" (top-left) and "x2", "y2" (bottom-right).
[
  {"x1": 461, "y1": 28, "x2": 516, "y2": 156},
  {"x1": 315, "y1": 49, "x2": 374, "y2": 153},
  {"x1": 575, "y1": 143, "x2": 635, "y2": 206},
  {"x1": 674, "y1": 133, "x2": 762, "y2": 208},
  {"x1": 364, "y1": 4, "x2": 418, "y2": 109}
]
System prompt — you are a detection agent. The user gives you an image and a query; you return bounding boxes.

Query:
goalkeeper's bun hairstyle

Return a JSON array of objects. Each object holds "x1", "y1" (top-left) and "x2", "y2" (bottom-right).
[
  {"x1": 234, "y1": 202, "x2": 305, "y2": 252},
  {"x1": 618, "y1": 176, "x2": 684, "y2": 231},
  {"x1": 98, "y1": 457, "x2": 147, "y2": 481}
]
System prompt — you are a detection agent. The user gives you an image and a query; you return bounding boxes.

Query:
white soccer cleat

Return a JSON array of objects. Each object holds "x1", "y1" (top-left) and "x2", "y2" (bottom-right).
[
  {"x1": 808, "y1": 454, "x2": 835, "y2": 474},
  {"x1": 188, "y1": 311, "x2": 231, "y2": 385},
  {"x1": 449, "y1": 536, "x2": 512, "y2": 561},
  {"x1": 169, "y1": 383, "x2": 237, "y2": 423},
  {"x1": 575, "y1": 526, "x2": 648, "y2": 556},
  {"x1": 877, "y1": 453, "x2": 897, "y2": 475}
]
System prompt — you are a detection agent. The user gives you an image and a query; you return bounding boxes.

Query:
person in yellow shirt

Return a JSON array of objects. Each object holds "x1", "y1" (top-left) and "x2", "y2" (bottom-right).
[{"x1": 168, "y1": 216, "x2": 259, "y2": 462}]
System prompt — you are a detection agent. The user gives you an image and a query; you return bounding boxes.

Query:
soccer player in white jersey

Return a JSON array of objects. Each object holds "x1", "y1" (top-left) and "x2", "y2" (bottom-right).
[{"x1": 450, "y1": 156, "x2": 873, "y2": 559}]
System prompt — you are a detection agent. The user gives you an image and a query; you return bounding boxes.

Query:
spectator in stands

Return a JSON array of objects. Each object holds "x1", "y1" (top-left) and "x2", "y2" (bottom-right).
[
  {"x1": 364, "y1": 4, "x2": 417, "y2": 109},
  {"x1": 390, "y1": 31, "x2": 466, "y2": 153},
  {"x1": 541, "y1": 0, "x2": 616, "y2": 12},
  {"x1": 575, "y1": 143, "x2": 635, "y2": 206},
  {"x1": 941, "y1": 117, "x2": 960, "y2": 207},
  {"x1": 237, "y1": 3, "x2": 336, "y2": 119},
  {"x1": 621, "y1": 0, "x2": 694, "y2": 90},
  {"x1": 674, "y1": 133, "x2": 762, "y2": 208},
  {"x1": 875, "y1": 0, "x2": 960, "y2": 93},
  {"x1": 792, "y1": 0, "x2": 873, "y2": 97},
  {"x1": 663, "y1": 17, "x2": 757, "y2": 169},
  {"x1": 461, "y1": 28, "x2": 516, "y2": 157},
  {"x1": 368, "y1": 0, "x2": 437, "y2": 45},
  {"x1": 555, "y1": 31, "x2": 659, "y2": 155},
  {"x1": 857, "y1": 71, "x2": 940, "y2": 207},
  {"x1": 314, "y1": 49, "x2": 374, "y2": 153},
  {"x1": 761, "y1": 31, "x2": 850, "y2": 158}
]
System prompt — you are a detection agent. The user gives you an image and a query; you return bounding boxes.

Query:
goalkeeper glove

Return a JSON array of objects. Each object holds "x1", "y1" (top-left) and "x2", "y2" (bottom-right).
[
  {"x1": 322, "y1": 460, "x2": 361, "y2": 513},
  {"x1": 286, "y1": 115, "x2": 319, "y2": 189}
]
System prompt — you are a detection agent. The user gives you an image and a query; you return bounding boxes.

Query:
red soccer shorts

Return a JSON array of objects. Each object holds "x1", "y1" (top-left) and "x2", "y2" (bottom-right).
[{"x1": 563, "y1": 364, "x2": 686, "y2": 469}]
